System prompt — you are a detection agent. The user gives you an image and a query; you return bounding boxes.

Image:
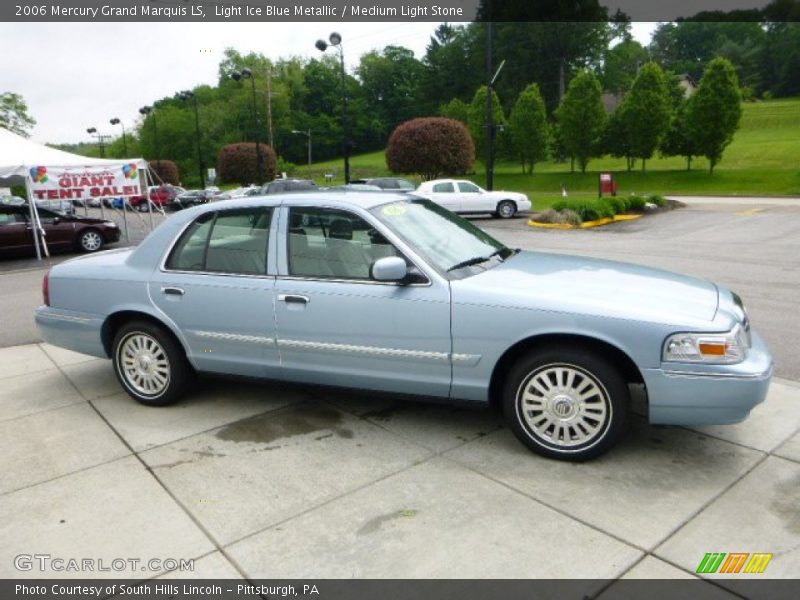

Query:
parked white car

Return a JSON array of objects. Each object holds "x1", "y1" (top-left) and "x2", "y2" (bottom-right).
[{"x1": 416, "y1": 179, "x2": 531, "y2": 218}]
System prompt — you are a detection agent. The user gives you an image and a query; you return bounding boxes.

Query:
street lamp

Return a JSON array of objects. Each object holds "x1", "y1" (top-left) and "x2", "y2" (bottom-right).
[
  {"x1": 86, "y1": 127, "x2": 108, "y2": 158},
  {"x1": 291, "y1": 129, "x2": 312, "y2": 176},
  {"x1": 178, "y1": 90, "x2": 206, "y2": 188},
  {"x1": 109, "y1": 118, "x2": 128, "y2": 156},
  {"x1": 315, "y1": 32, "x2": 350, "y2": 184},
  {"x1": 231, "y1": 67, "x2": 265, "y2": 185},
  {"x1": 138, "y1": 105, "x2": 159, "y2": 164}
]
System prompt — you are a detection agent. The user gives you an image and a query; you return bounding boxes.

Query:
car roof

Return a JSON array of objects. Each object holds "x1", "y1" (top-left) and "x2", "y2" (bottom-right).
[{"x1": 203, "y1": 191, "x2": 415, "y2": 212}]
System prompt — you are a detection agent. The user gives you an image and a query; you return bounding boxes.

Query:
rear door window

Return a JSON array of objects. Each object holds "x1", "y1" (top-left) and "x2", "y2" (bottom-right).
[{"x1": 166, "y1": 208, "x2": 272, "y2": 275}]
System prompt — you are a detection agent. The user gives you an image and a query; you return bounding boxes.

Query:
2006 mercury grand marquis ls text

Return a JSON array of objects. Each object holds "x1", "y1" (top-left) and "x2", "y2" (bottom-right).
[{"x1": 36, "y1": 193, "x2": 773, "y2": 460}]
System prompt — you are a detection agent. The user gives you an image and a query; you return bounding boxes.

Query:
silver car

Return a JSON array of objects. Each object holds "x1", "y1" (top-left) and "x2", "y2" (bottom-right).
[{"x1": 35, "y1": 193, "x2": 772, "y2": 461}]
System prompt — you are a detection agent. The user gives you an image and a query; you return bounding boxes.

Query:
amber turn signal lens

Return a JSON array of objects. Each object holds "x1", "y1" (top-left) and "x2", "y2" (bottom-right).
[{"x1": 699, "y1": 342, "x2": 726, "y2": 356}]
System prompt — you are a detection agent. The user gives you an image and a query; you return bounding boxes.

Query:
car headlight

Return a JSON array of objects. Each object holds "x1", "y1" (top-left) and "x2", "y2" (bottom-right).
[
  {"x1": 663, "y1": 324, "x2": 750, "y2": 365},
  {"x1": 104, "y1": 222, "x2": 118, "y2": 228}
]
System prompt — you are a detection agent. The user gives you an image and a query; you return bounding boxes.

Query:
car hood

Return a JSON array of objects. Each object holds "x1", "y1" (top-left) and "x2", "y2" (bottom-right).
[{"x1": 452, "y1": 250, "x2": 719, "y2": 325}]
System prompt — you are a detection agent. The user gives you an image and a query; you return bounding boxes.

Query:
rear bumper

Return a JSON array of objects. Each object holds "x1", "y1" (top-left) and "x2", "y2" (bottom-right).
[
  {"x1": 35, "y1": 306, "x2": 108, "y2": 359},
  {"x1": 643, "y1": 331, "x2": 773, "y2": 425}
]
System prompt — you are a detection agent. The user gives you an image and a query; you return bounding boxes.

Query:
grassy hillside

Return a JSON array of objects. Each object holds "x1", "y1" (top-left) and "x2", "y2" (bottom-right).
[{"x1": 304, "y1": 98, "x2": 800, "y2": 205}]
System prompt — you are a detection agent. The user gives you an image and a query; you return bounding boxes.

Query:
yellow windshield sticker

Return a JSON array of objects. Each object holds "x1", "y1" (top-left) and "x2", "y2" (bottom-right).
[{"x1": 382, "y1": 204, "x2": 407, "y2": 216}]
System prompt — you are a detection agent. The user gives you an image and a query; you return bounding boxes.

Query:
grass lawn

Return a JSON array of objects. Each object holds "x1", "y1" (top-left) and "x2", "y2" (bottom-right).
[{"x1": 303, "y1": 98, "x2": 800, "y2": 201}]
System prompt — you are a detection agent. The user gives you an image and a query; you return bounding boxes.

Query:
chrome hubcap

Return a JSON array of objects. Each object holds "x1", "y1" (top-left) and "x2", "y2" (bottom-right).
[
  {"x1": 499, "y1": 203, "x2": 514, "y2": 217},
  {"x1": 518, "y1": 365, "x2": 610, "y2": 448},
  {"x1": 82, "y1": 232, "x2": 102, "y2": 251},
  {"x1": 118, "y1": 333, "x2": 170, "y2": 397}
]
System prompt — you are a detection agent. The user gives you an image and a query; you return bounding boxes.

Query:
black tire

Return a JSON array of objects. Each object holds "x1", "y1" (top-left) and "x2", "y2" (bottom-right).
[
  {"x1": 502, "y1": 346, "x2": 629, "y2": 461},
  {"x1": 112, "y1": 320, "x2": 190, "y2": 406},
  {"x1": 77, "y1": 228, "x2": 104, "y2": 253},
  {"x1": 136, "y1": 202, "x2": 150, "y2": 213},
  {"x1": 496, "y1": 200, "x2": 517, "y2": 219}
]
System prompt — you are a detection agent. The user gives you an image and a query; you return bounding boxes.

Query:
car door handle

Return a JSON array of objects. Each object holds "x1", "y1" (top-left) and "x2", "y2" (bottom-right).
[
  {"x1": 278, "y1": 294, "x2": 309, "y2": 304},
  {"x1": 161, "y1": 286, "x2": 185, "y2": 296}
]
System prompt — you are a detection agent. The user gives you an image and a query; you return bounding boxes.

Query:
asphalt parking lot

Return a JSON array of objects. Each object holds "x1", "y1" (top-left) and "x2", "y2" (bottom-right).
[{"x1": 0, "y1": 197, "x2": 798, "y2": 589}]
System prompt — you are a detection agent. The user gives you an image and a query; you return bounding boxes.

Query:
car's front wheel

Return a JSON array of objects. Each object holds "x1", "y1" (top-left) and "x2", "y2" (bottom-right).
[
  {"x1": 78, "y1": 229, "x2": 104, "y2": 253},
  {"x1": 496, "y1": 200, "x2": 517, "y2": 219},
  {"x1": 112, "y1": 321, "x2": 190, "y2": 406},
  {"x1": 503, "y1": 347, "x2": 629, "y2": 461}
]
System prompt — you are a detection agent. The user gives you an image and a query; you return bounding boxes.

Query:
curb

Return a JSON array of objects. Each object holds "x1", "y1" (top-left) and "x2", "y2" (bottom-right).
[{"x1": 528, "y1": 213, "x2": 643, "y2": 230}]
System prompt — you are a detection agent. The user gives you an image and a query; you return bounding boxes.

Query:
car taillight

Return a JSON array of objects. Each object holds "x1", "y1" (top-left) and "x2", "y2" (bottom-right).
[{"x1": 42, "y1": 270, "x2": 50, "y2": 306}]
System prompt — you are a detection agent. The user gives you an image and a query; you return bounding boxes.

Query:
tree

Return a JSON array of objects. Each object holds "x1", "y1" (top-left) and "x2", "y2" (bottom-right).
[
  {"x1": 660, "y1": 100, "x2": 697, "y2": 171},
  {"x1": 421, "y1": 24, "x2": 483, "y2": 111},
  {"x1": 218, "y1": 143, "x2": 277, "y2": 185},
  {"x1": 150, "y1": 160, "x2": 180, "y2": 185},
  {"x1": 659, "y1": 74, "x2": 697, "y2": 170},
  {"x1": 440, "y1": 98, "x2": 470, "y2": 124},
  {"x1": 555, "y1": 70, "x2": 606, "y2": 173},
  {"x1": 357, "y1": 46, "x2": 424, "y2": 135},
  {"x1": 509, "y1": 83, "x2": 549, "y2": 173},
  {"x1": 602, "y1": 39, "x2": 650, "y2": 94},
  {"x1": 468, "y1": 86, "x2": 506, "y2": 164},
  {"x1": 603, "y1": 106, "x2": 636, "y2": 171},
  {"x1": 686, "y1": 57, "x2": 742, "y2": 173},
  {"x1": 386, "y1": 117, "x2": 474, "y2": 181},
  {"x1": 0, "y1": 92, "x2": 36, "y2": 137},
  {"x1": 614, "y1": 63, "x2": 672, "y2": 172}
]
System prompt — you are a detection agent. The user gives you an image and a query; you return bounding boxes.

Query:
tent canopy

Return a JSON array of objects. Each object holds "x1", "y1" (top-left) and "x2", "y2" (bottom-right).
[{"x1": 0, "y1": 127, "x2": 148, "y2": 187}]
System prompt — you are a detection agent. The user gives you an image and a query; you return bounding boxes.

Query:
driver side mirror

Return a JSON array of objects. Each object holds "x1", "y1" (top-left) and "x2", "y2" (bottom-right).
[{"x1": 371, "y1": 256, "x2": 408, "y2": 282}]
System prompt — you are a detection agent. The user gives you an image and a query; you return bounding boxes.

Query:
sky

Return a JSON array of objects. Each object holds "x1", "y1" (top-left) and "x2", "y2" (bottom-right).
[{"x1": 0, "y1": 21, "x2": 655, "y2": 145}]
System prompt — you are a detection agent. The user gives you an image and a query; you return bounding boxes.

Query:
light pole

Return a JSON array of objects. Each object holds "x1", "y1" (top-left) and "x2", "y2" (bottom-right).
[
  {"x1": 315, "y1": 32, "x2": 350, "y2": 184},
  {"x1": 86, "y1": 127, "x2": 109, "y2": 158},
  {"x1": 109, "y1": 118, "x2": 128, "y2": 156},
  {"x1": 232, "y1": 68, "x2": 265, "y2": 185},
  {"x1": 138, "y1": 105, "x2": 159, "y2": 164},
  {"x1": 291, "y1": 129, "x2": 312, "y2": 176},
  {"x1": 178, "y1": 90, "x2": 206, "y2": 188}
]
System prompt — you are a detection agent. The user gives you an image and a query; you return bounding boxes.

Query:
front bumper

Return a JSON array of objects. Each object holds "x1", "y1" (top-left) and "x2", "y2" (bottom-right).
[{"x1": 643, "y1": 331, "x2": 773, "y2": 425}]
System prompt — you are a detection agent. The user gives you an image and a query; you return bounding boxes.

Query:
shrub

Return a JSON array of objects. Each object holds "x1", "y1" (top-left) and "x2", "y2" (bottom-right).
[
  {"x1": 276, "y1": 156, "x2": 297, "y2": 178},
  {"x1": 149, "y1": 160, "x2": 180, "y2": 185},
  {"x1": 553, "y1": 199, "x2": 616, "y2": 221},
  {"x1": 386, "y1": 117, "x2": 474, "y2": 180},
  {"x1": 608, "y1": 196, "x2": 629, "y2": 214},
  {"x1": 597, "y1": 199, "x2": 616, "y2": 219},
  {"x1": 648, "y1": 194, "x2": 666, "y2": 207},
  {"x1": 626, "y1": 195, "x2": 647, "y2": 211},
  {"x1": 538, "y1": 208, "x2": 583, "y2": 225},
  {"x1": 218, "y1": 143, "x2": 277, "y2": 185}
]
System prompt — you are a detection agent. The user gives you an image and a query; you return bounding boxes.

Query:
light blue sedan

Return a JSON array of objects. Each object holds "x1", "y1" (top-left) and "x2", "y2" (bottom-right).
[{"x1": 35, "y1": 193, "x2": 773, "y2": 460}]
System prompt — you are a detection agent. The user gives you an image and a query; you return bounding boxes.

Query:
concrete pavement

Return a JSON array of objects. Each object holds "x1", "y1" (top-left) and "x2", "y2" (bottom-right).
[{"x1": 0, "y1": 343, "x2": 798, "y2": 588}]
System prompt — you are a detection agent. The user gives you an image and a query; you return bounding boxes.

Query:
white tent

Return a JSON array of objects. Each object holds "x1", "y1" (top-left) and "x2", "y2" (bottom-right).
[
  {"x1": 0, "y1": 127, "x2": 150, "y2": 259},
  {"x1": 0, "y1": 127, "x2": 148, "y2": 184}
]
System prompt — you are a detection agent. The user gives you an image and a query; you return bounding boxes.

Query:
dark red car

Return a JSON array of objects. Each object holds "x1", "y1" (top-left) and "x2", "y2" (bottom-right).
[
  {"x1": 0, "y1": 205, "x2": 121, "y2": 256},
  {"x1": 129, "y1": 185, "x2": 183, "y2": 212}
]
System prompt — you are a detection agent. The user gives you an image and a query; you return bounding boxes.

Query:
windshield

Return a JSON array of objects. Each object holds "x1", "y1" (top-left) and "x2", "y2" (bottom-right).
[{"x1": 371, "y1": 199, "x2": 511, "y2": 274}]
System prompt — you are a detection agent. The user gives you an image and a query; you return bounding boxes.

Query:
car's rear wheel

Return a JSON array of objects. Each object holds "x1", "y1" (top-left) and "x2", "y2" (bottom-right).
[
  {"x1": 112, "y1": 321, "x2": 189, "y2": 406},
  {"x1": 503, "y1": 347, "x2": 628, "y2": 461},
  {"x1": 78, "y1": 229, "x2": 104, "y2": 253},
  {"x1": 496, "y1": 200, "x2": 517, "y2": 219}
]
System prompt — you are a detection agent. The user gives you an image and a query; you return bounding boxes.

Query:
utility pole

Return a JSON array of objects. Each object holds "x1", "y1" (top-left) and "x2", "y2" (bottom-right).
[
  {"x1": 265, "y1": 69, "x2": 275, "y2": 148},
  {"x1": 485, "y1": 26, "x2": 505, "y2": 192},
  {"x1": 486, "y1": 21, "x2": 494, "y2": 191}
]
